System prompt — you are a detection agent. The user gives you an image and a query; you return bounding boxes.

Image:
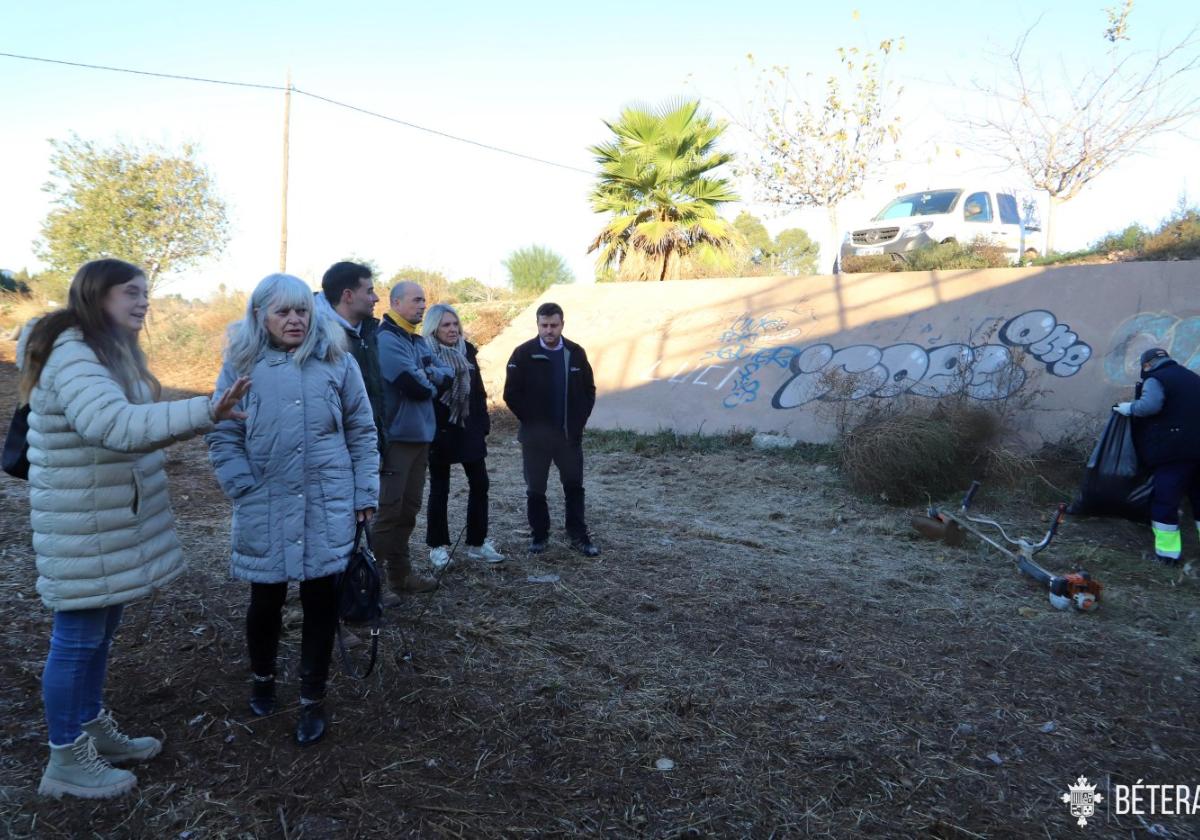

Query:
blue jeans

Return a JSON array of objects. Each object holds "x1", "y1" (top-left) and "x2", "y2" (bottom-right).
[{"x1": 42, "y1": 605, "x2": 124, "y2": 745}]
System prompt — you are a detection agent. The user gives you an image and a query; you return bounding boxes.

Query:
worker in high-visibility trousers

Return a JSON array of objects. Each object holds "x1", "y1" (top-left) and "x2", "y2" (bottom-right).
[{"x1": 1115, "y1": 348, "x2": 1200, "y2": 565}]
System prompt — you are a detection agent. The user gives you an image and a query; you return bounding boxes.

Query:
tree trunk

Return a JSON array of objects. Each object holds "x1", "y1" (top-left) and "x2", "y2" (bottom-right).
[
  {"x1": 1045, "y1": 194, "x2": 1061, "y2": 255},
  {"x1": 827, "y1": 205, "x2": 841, "y2": 274},
  {"x1": 659, "y1": 246, "x2": 672, "y2": 281}
]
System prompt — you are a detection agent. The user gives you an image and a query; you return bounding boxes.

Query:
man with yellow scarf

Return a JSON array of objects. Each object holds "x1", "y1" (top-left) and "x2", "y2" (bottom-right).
[{"x1": 375, "y1": 281, "x2": 453, "y2": 599}]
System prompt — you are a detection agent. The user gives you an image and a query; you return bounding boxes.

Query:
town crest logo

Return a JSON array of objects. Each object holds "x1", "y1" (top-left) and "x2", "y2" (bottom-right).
[{"x1": 1062, "y1": 776, "x2": 1104, "y2": 828}]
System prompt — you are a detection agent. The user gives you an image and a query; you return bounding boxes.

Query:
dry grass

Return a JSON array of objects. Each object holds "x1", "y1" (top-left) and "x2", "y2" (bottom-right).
[
  {"x1": 839, "y1": 404, "x2": 1002, "y2": 504},
  {"x1": 458, "y1": 299, "x2": 533, "y2": 348}
]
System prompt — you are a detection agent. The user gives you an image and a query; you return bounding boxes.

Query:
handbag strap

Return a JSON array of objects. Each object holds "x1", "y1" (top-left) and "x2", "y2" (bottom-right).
[
  {"x1": 336, "y1": 620, "x2": 379, "y2": 680},
  {"x1": 354, "y1": 520, "x2": 371, "y2": 551}
]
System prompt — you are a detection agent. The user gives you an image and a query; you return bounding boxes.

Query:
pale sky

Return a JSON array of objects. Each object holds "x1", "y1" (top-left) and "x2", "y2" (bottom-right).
[{"x1": 1, "y1": 0, "x2": 1197, "y2": 299}]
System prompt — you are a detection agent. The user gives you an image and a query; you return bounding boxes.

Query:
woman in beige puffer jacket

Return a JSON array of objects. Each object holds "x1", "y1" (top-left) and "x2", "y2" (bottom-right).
[{"x1": 18, "y1": 259, "x2": 248, "y2": 801}]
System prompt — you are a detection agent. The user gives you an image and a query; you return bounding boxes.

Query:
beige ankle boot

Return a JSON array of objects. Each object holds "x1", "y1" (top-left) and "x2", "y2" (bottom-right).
[
  {"x1": 38, "y1": 733, "x2": 137, "y2": 799},
  {"x1": 82, "y1": 709, "x2": 162, "y2": 764}
]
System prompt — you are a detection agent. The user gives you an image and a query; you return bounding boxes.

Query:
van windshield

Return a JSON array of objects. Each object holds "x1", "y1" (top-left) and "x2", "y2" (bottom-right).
[{"x1": 874, "y1": 190, "x2": 962, "y2": 220}]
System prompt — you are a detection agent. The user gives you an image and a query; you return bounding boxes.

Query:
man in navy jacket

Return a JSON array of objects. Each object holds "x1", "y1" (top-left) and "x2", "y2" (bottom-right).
[
  {"x1": 1116, "y1": 347, "x2": 1200, "y2": 564},
  {"x1": 503, "y1": 302, "x2": 599, "y2": 556}
]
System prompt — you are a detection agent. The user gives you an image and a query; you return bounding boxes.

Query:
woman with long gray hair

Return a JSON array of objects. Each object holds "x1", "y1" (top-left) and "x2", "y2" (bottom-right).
[
  {"x1": 421, "y1": 303, "x2": 502, "y2": 568},
  {"x1": 206, "y1": 273, "x2": 378, "y2": 746}
]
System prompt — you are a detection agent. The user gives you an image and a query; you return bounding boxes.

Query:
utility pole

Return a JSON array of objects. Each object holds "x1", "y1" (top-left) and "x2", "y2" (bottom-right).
[{"x1": 279, "y1": 69, "x2": 292, "y2": 272}]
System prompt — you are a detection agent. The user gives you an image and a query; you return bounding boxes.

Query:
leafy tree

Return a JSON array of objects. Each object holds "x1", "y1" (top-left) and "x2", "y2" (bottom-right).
[
  {"x1": 504, "y1": 245, "x2": 574, "y2": 294},
  {"x1": 588, "y1": 99, "x2": 741, "y2": 281},
  {"x1": 741, "y1": 35, "x2": 903, "y2": 270},
  {"x1": 732, "y1": 211, "x2": 772, "y2": 260},
  {"x1": 728, "y1": 212, "x2": 820, "y2": 276},
  {"x1": 37, "y1": 135, "x2": 229, "y2": 293},
  {"x1": 773, "y1": 228, "x2": 820, "y2": 275},
  {"x1": 965, "y1": 3, "x2": 1200, "y2": 251}
]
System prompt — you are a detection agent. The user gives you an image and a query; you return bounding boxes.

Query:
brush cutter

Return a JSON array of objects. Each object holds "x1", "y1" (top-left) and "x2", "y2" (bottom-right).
[{"x1": 912, "y1": 481, "x2": 1103, "y2": 612}]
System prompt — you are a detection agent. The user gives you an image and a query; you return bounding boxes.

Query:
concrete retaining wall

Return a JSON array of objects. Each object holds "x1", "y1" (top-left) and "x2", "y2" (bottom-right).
[{"x1": 476, "y1": 262, "x2": 1200, "y2": 446}]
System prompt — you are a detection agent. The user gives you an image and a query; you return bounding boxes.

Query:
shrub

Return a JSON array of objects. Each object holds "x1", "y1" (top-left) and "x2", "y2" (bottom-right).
[
  {"x1": 838, "y1": 402, "x2": 1004, "y2": 504},
  {"x1": 904, "y1": 238, "x2": 1009, "y2": 270},
  {"x1": 840, "y1": 254, "x2": 899, "y2": 273},
  {"x1": 1141, "y1": 209, "x2": 1200, "y2": 261},
  {"x1": 841, "y1": 239, "x2": 1008, "y2": 274},
  {"x1": 448, "y1": 277, "x2": 491, "y2": 303},
  {"x1": 1093, "y1": 223, "x2": 1148, "y2": 254},
  {"x1": 458, "y1": 299, "x2": 531, "y2": 347}
]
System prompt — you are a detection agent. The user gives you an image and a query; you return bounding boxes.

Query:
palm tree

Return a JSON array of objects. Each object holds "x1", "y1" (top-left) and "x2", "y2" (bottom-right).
[{"x1": 588, "y1": 100, "x2": 741, "y2": 281}]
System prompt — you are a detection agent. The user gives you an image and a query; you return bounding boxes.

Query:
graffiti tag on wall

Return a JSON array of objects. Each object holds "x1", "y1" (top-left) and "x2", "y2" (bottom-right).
[
  {"x1": 1104, "y1": 313, "x2": 1200, "y2": 382},
  {"x1": 716, "y1": 310, "x2": 1092, "y2": 410},
  {"x1": 704, "y1": 310, "x2": 808, "y2": 362}
]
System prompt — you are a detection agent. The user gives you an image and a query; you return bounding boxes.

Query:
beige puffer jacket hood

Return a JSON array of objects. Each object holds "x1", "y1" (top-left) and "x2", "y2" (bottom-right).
[{"x1": 21, "y1": 326, "x2": 214, "y2": 611}]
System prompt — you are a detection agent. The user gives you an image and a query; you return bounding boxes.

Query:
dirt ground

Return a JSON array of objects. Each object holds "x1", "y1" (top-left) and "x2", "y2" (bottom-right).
[{"x1": 2, "y1": 341, "x2": 1200, "y2": 840}]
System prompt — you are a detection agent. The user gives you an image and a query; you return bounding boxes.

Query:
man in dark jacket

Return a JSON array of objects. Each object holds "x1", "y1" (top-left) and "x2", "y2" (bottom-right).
[
  {"x1": 1116, "y1": 347, "x2": 1200, "y2": 564},
  {"x1": 503, "y1": 302, "x2": 599, "y2": 556},
  {"x1": 375, "y1": 281, "x2": 453, "y2": 595},
  {"x1": 318, "y1": 261, "x2": 385, "y2": 452}
]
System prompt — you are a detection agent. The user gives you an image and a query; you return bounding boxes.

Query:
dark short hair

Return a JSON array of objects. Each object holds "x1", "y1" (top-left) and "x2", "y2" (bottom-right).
[
  {"x1": 536, "y1": 302, "x2": 564, "y2": 320},
  {"x1": 321, "y1": 261, "x2": 373, "y2": 305}
]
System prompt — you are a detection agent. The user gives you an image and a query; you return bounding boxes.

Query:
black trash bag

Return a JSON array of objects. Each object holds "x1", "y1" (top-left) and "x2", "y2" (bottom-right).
[{"x1": 1067, "y1": 412, "x2": 1152, "y2": 522}]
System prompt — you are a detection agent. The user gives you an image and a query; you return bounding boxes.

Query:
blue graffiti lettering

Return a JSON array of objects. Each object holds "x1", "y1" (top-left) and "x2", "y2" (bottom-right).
[{"x1": 1104, "y1": 313, "x2": 1200, "y2": 382}]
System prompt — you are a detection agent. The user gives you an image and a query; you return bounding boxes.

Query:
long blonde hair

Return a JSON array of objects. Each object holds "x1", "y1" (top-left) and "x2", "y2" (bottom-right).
[
  {"x1": 421, "y1": 302, "x2": 466, "y2": 354},
  {"x1": 18, "y1": 259, "x2": 160, "y2": 405}
]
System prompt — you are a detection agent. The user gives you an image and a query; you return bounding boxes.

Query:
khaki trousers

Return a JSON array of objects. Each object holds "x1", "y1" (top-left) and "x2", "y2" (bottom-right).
[{"x1": 373, "y1": 441, "x2": 429, "y2": 584}]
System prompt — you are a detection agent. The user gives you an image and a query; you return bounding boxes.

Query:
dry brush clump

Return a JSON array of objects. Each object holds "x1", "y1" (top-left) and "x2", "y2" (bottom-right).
[{"x1": 838, "y1": 402, "x2": 1009, "y2": 504}]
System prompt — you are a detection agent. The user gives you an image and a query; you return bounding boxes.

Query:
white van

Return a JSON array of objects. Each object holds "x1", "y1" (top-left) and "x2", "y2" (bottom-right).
[{"x1": 840, "y1": 188, "x2": 1041, "y2": 265}]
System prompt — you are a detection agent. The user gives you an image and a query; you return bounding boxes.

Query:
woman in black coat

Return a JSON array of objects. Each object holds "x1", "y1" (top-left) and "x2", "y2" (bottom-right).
[{"x1": 422, "y1": 304, "x2": 503, "y2": 566}]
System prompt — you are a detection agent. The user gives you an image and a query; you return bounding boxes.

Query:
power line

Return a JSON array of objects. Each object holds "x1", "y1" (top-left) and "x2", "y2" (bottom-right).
[
  {"x1": 0, "y1": 50, "x2": 284, "y2": 90},
  {"x1": 0, "y1": 50, "x2": 594, "y2": 176}
]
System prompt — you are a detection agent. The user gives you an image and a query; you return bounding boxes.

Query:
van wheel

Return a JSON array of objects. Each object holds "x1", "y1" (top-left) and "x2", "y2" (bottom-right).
[{"x1": 940, "y1": 237, "x2": 957, "y2": 245}]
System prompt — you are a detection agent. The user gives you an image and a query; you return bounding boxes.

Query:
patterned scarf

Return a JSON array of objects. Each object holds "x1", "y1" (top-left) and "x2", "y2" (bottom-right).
[{"x1": 432, "y1": 342, "x2": 472, "y2": 426}]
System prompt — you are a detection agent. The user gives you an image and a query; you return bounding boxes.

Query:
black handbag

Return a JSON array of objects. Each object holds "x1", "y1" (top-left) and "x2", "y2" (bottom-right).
[
  {"x1": 2, "y1": 404, "x2": 30, "y2": 480},
  {"x1": 335, "y1": 522, "x2": 383, "y2": 679}
]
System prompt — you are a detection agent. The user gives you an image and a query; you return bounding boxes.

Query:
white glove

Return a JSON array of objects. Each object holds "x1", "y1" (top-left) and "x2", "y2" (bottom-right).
[{"x1": 1113, "y1": 402, "x2": 1133, "y2": 416}]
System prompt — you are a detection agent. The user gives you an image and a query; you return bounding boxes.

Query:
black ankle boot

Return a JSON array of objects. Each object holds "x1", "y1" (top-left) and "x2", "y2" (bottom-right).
[
  {"x1": 249, "y1": 676, "x2": 276, "y2": 717},
  {"x1": 295, "y1": 701, "x2": 327, "y2": 746}
]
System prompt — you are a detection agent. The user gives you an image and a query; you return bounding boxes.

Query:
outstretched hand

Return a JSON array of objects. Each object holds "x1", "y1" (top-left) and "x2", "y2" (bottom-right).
[{"x1": 213, "y1": 376, "x2": 252, "y2": 422}]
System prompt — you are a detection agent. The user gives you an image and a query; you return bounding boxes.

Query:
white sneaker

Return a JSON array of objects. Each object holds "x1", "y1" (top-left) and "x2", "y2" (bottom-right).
[
  {"x1": 466, "y1": 540, "x2": 505, "y2": 563},
  {"x1": 429, "y1": 545, "x2": 452, "y2": 571}
]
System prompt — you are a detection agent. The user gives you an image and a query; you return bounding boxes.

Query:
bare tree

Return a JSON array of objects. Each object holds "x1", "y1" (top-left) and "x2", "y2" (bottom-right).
[
  {"x1": 740, "y1": 37, "x2": 904, "y2": 271},
  {"x1": 966, "y1": 4, "x2": 1200, "y2": 252}
]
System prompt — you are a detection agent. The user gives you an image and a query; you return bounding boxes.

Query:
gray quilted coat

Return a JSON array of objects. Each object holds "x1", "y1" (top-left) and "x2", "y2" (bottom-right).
[
  {"x1": 206, "y1": 348, "x2": 379, "y2": 583},
  {"x1": 22, "y1": 327, "x2": 214, "y2": 611}
]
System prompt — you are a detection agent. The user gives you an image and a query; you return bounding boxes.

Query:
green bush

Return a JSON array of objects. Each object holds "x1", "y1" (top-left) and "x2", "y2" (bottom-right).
[{"x1": 1094, "y1": 223, "x2": 1148, "y2": 253}]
